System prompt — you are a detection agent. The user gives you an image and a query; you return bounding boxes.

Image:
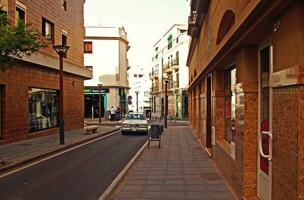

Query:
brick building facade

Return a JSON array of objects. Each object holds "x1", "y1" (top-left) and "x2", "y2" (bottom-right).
[
  {"x1": 0, "y1": 0, "x2": 91, "y2": 144},
  {"x1": 187, "y1": 0, "x2": 304, "y2": 199}
]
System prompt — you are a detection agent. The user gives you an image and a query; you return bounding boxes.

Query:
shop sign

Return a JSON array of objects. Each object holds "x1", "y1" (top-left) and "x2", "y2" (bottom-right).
[{"x1": 84, "y1": 88, "x2": 109, "y2": 94}]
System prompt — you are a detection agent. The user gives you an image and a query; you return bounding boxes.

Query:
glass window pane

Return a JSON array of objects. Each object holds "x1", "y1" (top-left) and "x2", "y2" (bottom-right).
[{"x1": 28, "y1": 88, "x2": 58, "y2": 132}]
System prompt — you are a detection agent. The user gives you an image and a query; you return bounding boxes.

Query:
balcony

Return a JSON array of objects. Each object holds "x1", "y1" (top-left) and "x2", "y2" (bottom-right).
[
  {"x1": 149, "y1": 72, "x2": 159, "y2": 80},
  {"x1": 163, "y1": 63, "x2": 173, "y2": 74},
  {"x1": 171, "y1": 59, "x2": 179, "y2": 71}
]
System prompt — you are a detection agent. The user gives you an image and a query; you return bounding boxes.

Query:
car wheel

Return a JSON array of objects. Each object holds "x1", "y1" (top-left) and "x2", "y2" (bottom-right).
[{"x1": 122, "y1": 131, "x2": 127, "y2": 135}]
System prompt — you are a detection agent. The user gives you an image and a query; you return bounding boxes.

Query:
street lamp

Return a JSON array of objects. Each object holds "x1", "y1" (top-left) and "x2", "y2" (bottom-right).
[
  {"x1": 53, "y1": 44, "x2": 69, "y2": 145},
  {"x1": 98, "y1": 83, "x2": 103, "y2": 124},
  {"x1": 163, "y1": 75, "x2": 170, "y2": 129},
  {"x1": 135, "y1": 91, "x2": 139, "y2": 113}
]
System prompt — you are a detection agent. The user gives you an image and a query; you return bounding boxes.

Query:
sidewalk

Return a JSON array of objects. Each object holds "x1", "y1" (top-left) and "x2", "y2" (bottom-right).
[
  {"x1": 0, "y1": 125, "x2": 120, "y2": 173},
  {"x1": 85, "y1": 118, "x2": 122, "y2": 126},
  {"x1": 110, "y1": 126, "x2": 236, "y2": 200}
]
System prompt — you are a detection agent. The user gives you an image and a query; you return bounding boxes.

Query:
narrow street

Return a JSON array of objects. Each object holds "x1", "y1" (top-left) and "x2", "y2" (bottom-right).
[{"x1": 0, "y1": 132, "x2": 147, "y2": 200}]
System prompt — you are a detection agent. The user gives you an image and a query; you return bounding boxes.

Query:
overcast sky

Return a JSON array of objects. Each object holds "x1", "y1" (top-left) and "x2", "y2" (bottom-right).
[{"x1": 84, "y1": 0, "x2": 190, "y2": 69}]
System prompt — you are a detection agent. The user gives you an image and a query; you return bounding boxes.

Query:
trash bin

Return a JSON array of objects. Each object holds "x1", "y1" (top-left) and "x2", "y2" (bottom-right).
[{"x1": 148, "y1": 124, "x2": 161, "y2": 148}]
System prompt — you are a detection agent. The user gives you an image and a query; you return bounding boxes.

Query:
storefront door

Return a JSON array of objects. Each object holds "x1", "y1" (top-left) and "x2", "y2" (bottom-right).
[
  {"x1": 257, "y1": 45, "x2": 273, "y2": 200},
  {"x1": 206, "y1": 75, "x2": 212, "y2": 152}
]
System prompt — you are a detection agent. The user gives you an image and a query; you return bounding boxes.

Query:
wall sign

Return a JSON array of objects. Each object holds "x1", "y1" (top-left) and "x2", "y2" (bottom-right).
[{"x1": 84, "y1": 88, "x2": 109, "y2": 94}]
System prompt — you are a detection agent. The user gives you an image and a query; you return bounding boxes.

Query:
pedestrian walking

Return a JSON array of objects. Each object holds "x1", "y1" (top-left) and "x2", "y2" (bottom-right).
[
  {"x1": 115, "y1": 107, "x2": 121, "y2": 121},
  {"x1": 110, "y1": 106, "x2": 115, "y2": 121}
]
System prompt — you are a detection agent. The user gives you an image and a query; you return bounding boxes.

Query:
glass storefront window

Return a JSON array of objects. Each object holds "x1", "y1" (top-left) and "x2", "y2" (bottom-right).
[
  {"x1": 224, "y1": 67, "x2": 236, "y2": 143},
  {"x1": 28, "y1": 88, "x2": 58, "y2": 132}
]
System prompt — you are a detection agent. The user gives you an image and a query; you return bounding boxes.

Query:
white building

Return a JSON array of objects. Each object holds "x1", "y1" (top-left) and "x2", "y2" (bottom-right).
[
  {"x1": 150, "y1": 24, "x2": 189, "y2": 120},
  {"x1": 128, "y1": 65, "x2": 151, "y2": 117},
  {"x1": 84, "y1": 26, "x2": 130, "y2": 118}
]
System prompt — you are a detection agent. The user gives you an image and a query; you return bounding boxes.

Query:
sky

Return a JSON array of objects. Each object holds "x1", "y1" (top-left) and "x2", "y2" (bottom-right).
[{"x1": 84, "y1": 0, "x2": 190, "y2": 69}]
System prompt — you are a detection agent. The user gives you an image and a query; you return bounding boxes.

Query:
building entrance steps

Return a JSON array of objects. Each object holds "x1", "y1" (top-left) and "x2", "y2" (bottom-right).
[
  {"x1": 0, "y1": 126, "x2": 120, "y2": 173},
  {"x1": 110, "y1": 126, "x2": 236, "y2": 200}
]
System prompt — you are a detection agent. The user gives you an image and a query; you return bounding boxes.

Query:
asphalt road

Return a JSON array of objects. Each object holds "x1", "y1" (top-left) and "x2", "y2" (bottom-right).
[{"x1": 0, "y1": 131, "x2": 148, "y2": 200}]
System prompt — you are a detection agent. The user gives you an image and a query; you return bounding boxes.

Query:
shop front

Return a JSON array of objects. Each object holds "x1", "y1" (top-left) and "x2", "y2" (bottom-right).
[{"x1": 84, "y1": 87, "x2": 108, "y2": 118}]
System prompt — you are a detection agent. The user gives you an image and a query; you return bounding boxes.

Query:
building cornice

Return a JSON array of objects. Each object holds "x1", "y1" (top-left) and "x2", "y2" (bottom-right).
[{"x1": 85, "y1": 36, "x2": 129, "y2": 45}]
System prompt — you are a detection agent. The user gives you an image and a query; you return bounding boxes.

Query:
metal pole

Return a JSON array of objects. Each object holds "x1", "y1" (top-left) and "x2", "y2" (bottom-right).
[
  {"x1": 59, "y1": 53, "x2": 64, "y2": 145},
  {"x1": 98, "y1": 87, "x2": 101, "y2": 123},
  {"x1": 164, "y1": 81, "x2": 168, "y2": 129},
  {"x1": 136, "y1": 91, "x2": 139, "y2": 112}
]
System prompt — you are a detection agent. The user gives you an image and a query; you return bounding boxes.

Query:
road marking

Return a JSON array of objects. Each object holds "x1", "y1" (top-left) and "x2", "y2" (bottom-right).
[{"x1": 0, "y1": 130, "x2": 121, "y2": 179}]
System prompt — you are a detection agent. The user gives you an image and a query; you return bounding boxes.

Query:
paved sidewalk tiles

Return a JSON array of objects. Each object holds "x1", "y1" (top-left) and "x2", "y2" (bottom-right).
[
  {"x1": 0, "y1": 126, "x2": 119, "y2": 172},
  {"x1": 110, "y1": 126, "x2": 236, "y2": 200}
]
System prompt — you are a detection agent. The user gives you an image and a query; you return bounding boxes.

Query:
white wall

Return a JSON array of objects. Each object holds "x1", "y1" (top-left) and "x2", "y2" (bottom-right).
[
  {"x1": 84, "y1": 39, "x2": 119, "y2": 87},
  {"x1": 128, "y1": 65, "x2": 151, "y2": 113}
]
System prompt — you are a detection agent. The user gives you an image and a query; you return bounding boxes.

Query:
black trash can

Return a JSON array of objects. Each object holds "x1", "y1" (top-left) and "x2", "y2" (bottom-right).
[{"x1": 148, "y1": 124, "x2": 161, "y2": 148}]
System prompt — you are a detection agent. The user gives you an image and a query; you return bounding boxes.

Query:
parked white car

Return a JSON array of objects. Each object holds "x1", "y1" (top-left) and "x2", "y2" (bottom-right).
[{"x1": 121, "y1": 113, "x2": 148, "y2": 135}]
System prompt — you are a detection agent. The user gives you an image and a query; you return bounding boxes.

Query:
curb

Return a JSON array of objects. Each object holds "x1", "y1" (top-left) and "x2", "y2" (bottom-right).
[
  {"x1": 98, "y1": 140, "x2": 148, "y2": 200},
  {"x1": 0, "y1": 127, "x2": 120, "y2": 175}
]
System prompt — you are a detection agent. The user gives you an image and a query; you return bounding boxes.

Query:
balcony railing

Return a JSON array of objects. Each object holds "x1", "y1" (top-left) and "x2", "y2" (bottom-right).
[
  {"x1": 163, "y1": 63, "x2": 173, "y2": 74},
  {"x1": 171, "y1": 59, "x2": 179, "y2": 70}
]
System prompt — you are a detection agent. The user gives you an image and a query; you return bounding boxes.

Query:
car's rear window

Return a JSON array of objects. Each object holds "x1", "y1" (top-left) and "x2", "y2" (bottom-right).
[{"x1": 125, "y1": 114, "x2": 146, "y2": 120}]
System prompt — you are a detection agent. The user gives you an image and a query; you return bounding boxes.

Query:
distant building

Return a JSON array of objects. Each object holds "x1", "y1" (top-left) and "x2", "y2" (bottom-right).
[
  {"x1": 0, "y1": 0, "x2": 91, "y2": 144},
  {"x1": 84, "y1": 26, "x2": 130, "y2": 119},
  {"x1": 128, "y1": 65, "x2": 151, "y2": 117},
  {"x1": 150, "y1": 24, "x2": 189, "y2": 120}
]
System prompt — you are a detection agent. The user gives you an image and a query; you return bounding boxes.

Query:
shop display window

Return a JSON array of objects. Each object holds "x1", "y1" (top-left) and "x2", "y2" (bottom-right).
[
  {"x1": 28, "y1": 88, "x2": 58, "y2": 132},
  {"x1": 224, "y1": 67, "x2": 236, "y2": 143}
]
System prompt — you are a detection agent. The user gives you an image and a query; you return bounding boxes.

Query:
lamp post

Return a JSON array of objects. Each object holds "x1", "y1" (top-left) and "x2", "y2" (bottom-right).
[
  {"x1": 53, "y1": 44, "x2": 70, "y2": 145},
  {"x1": 98, "y1": 83, "x2": 103, "y2": 124},
  {"x1": 135, "y1": 91, "x2": 139, "y2": 113},
  {"x1": 163, "y1": 78, "x2": 169, "y2": 129}
]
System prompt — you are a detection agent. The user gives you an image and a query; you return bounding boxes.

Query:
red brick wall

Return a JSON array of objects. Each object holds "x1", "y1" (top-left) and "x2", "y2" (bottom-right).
[
  {"x1": 7, "y1": 0, "x2": 85, "y2": 68},
  {"x1": 0, "y1": 63, "x2": 84, "y2": 144}
]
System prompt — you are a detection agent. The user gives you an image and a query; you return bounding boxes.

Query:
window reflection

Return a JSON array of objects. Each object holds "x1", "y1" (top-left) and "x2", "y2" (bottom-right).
[{"x1": 28, "y1": 88, "x2": 58, "y2": 132}]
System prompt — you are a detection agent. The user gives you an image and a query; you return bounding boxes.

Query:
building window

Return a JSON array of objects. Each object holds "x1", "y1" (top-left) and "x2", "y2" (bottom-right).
[
  {"x1": 61, "y1": 0, "x2": 67, "y2": 11},
  {"x1": 216, "y1": 10, "x2": 235, "y2": 44},
  {"x1": 224, "y1": 67, "x2": 236, "y2": 143},
  {"x1": 15, "y1": 7, "x2": 25, "y2": 25},
  {"x1": 42, "y1": 17, "x2": 54, "y2": 43},
  {"x1": 84, "y1": 41, "x2": 92, "y2": 53},
  {"x1": 134, "y1": 74, "x2": 137, "y2": 78},
  {"x1": 167, "y1": 34, "x2": 172, "y2": 49},
  {"x1": 175, "y1": 51, "x2": 179, "y2": 65},
  {"x1": 28, "y1": 88, "x2": 59, "y2": 133},
  {"x1": 176, "y1": 72, "x2": 179, "y2": 88}
]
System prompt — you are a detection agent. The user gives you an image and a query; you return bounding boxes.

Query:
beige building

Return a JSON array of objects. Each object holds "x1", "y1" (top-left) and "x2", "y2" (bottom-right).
[{"x1": 150, "y1": 24, "x2": 189, "y2": 120}]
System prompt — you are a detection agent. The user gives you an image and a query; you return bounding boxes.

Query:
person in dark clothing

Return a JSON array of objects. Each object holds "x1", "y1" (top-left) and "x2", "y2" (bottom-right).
[{"x1": 115, "y1": 107, "x2": 121, "y2": 121}]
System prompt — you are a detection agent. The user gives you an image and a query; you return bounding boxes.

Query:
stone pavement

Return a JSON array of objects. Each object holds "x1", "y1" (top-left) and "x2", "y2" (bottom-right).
[
  {"x1": 110, "y1": 126, "x2": 236, "y2": 200},
  {"x1": 0, "y1": 125, "x2": 119, "y2": 173}
]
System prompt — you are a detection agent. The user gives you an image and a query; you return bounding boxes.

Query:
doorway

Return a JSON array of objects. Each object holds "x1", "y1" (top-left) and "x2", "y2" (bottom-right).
[
  {"x1": 257, "y1": 45, "x2": 273, "y2": 200},
  {"x1": 84, "y1": 94, "x2": 105, "y2": 118},
  {"x1": 206, "y1": 75, "x2": 212, "y2": 153}
]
